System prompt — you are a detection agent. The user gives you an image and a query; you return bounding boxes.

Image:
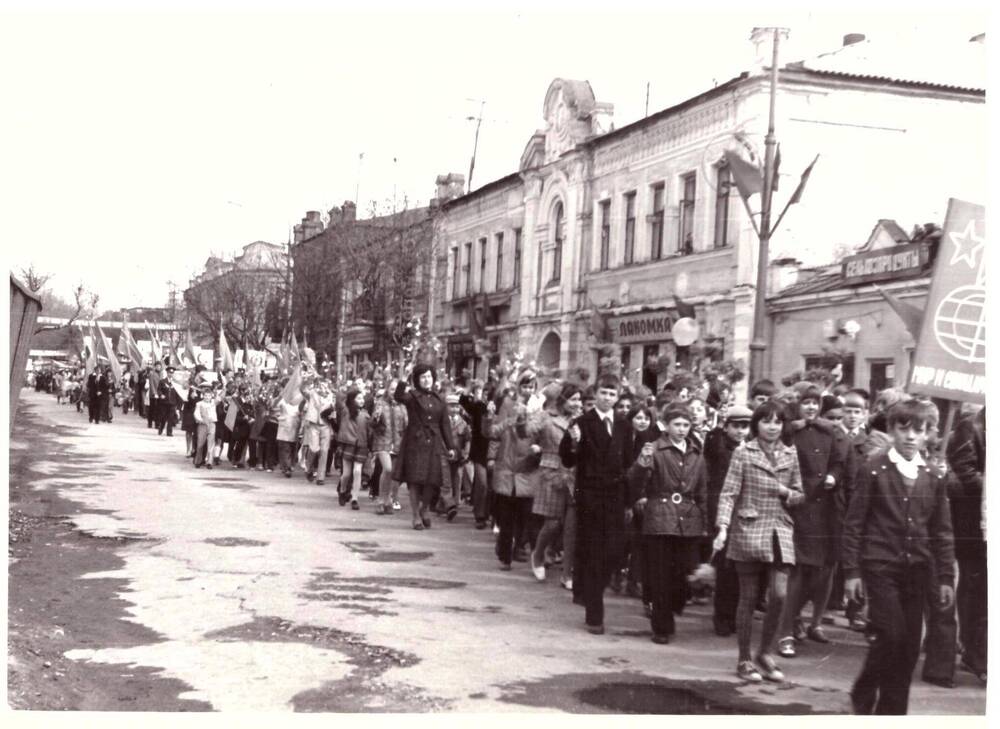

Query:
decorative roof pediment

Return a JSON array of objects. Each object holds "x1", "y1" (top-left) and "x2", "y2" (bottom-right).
[
  {"x1": 539, "y1": 78, "x2": 613, "y2": 164},
  {"x1": 856, "y1": 219, "x2": 910, "y2": 252}
]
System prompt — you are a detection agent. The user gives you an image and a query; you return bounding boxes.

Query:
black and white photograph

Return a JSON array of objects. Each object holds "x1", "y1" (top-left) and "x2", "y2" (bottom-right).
[{"x1": 3, "y1": 0, "x2": 989, "y2": 717}]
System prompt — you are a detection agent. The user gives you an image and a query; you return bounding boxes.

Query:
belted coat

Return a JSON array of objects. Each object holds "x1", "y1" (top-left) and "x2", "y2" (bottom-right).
[
  {"x1": 716, "y1": 439, "x2": 805, "y2": 564},
  {"x1": 627, "y1": 436, "x2": 708, "y2": 537}
]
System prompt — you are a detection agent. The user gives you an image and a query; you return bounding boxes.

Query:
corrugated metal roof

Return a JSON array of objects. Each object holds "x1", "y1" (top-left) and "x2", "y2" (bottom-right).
[{"x1": 794, "y1": 37, "x2": 986, "y2": 93}]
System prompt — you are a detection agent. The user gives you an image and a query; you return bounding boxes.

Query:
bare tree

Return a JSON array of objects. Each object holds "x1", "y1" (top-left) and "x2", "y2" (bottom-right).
[
  {"x1": 18, "y1": 263, "x2": 51, "y2": 292},
  {"x1": 31, "y1": 278, "x2": 100, "y2": 335}
]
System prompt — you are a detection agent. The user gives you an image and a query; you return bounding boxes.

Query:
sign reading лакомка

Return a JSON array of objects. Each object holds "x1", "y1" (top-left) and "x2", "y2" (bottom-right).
[{"x1": 613, "y1": 311, "x2": 674, "y2": 344}]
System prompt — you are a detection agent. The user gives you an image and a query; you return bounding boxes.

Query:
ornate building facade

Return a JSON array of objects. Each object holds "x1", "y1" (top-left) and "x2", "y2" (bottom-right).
[{"x1": 433, "y1": 28, "x2": 985, "y2": 394}]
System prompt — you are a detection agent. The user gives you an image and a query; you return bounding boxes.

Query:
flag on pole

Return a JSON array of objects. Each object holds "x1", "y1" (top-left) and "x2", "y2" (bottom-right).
[
  {"x1": 873, "y1": 284, "x2": 924, "y2": 340},
  {"x1": 123, "y1": 326, "x2": 144, "y2": 369},
  {"x1": 96, "y1": 324, "x2": 123, "y2": 381},
  {"x1": 281, "y1": 363, "x2": 303, "y2": 405},
  {"x1": 289, "y1": 330, "x2": 301, "y2": 362},
  {"x1": 588, "y1": 300, "x2": 612, "y2": 343},
  {"x1": 301, "y1": 325, "x2": 316, "y2": 366},
  {"x1": 83, "y1": 342, "x2": 96, "y2": 378},
  {"x1": 116, "y1": 322, "x2": 130, "y2": 361},
  {"x1": 723, "y1": 149, "x2": 763, "y2": 202},
  {"x1": 771, "y1": 144, "x2": 781, "y2": 191},
  {"x1": 673, "y1": 294, "x2": 697, "y2": 320},
  {"x1": 788, "y1": 155, "x2": 819, "y2": 205},
  {"x1": 145, "y1": 321, "x2": 162, "y2": 363},
  {"x1": 218, "y1": 320, "x2": 235, "y2": 372},
  {"x1": 183, "y1": 329, "x2": 198, "y2": 368}
]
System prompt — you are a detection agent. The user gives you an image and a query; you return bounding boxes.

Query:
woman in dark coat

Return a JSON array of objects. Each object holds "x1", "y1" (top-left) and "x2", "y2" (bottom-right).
[
  {"x1": 776, "y1": 387, "x2": 850, "y2": 658},
  {"x1": 392, "y1": 364, "x2": 456, "y2": 530},
  {"x1": 181, "y1": 382, "x2": 202, "y2": 458}
]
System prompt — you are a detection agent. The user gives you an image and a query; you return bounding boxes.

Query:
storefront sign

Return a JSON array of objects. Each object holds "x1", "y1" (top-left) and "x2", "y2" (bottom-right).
[
  {"x1": 613, "y1": 312, "x2": 673, "y2": 344},
  {"x1": 841, "y1": 242, "x2": 929, "y2": 284},
  {"x1": 908, "y1": 199, "x2": 985, "y2": 403}
]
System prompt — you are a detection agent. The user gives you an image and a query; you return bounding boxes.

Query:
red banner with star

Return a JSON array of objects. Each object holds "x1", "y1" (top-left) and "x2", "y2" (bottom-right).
[{"x1": 908, "y1": 198, "x2": 985, "y2": 403}]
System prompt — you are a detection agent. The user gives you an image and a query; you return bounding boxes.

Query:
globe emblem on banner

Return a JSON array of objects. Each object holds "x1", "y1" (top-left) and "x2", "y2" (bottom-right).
[{"x1": 934, "y1": 284, "x2": 986, "y2": 364}]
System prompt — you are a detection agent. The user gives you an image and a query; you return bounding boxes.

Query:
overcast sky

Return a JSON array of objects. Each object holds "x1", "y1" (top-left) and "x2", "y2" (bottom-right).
[{"x1": 1, "y1": 0, "x2": 988, "y2": 311}]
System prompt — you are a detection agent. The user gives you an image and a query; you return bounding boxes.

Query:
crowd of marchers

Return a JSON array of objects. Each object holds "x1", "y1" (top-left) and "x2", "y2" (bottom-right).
[{"x1": 28, "y1": 358, "x2": 986, "y2": 714}]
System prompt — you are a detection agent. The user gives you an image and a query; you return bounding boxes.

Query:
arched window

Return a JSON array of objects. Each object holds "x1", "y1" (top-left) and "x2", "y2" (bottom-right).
[{"x1": 551, "y1": 202, "x2": 564, "y2": 283}]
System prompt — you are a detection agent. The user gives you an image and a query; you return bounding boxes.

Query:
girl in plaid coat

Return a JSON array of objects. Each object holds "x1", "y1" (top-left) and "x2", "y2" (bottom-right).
[{"x1": 714, "y1": 401, "x2": 805, "y2": 683}]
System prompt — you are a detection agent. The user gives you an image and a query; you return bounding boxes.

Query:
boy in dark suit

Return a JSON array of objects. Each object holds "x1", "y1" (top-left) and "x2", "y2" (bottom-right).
[
  {"x1": 560, "y1": 374, "x2": 633, "y2": 634},
  {"x1": 842, "y1": 400, "x2": 955, "y2": 715}
]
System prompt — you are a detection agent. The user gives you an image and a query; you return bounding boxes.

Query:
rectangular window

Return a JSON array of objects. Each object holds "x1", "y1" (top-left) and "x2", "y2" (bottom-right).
[
  {"x1": 513, "y1": 228, "x2": 522, "y2": 289},
  {"x1": 479, "y1": 237, "x2": 487, "y2": 293},
  {"x1": 495, "y1": 232, "x2": 504, "y2": 290},
  {"x1": 599, "y1": 200, "x2": 611, "y2": 270},
  {"x1": 623, "y1": 192, "x2": 637, "y2": 265},
  {"x1": 621, "y1": 345, "x2": 631, "y2": 376},
  {"x1": 463, "y1": 241, "x2": 472, "y2": 296},
  {"x1": 451, "y1": 247, "x2": 460, "y2": 299},
  {"x1": 551, "y1": 211, "x2": 563, "y2": 284},
  {"x1": 678, "y1": 172, "x2": 696, "y2": 255},
  {"x1": 714, "y1": 166, "x2": 732, "y2": 249},
  {"x1": 650, "y1": 183, "x2": 665, "y2": 260},
  {"x1": 642, "y1": 344, "x2": 660, "y2": 392}
]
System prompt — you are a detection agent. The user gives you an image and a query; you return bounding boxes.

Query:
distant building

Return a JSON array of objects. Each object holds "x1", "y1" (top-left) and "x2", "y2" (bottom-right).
[
  {"x1": 290, "y1": 198, "x2": 444, "y2": 374},
  {"x1": 183, "y1": 240, "x2": 288, "y2": 349},
  {"x1": 431, "y1": 28, "x2": 985, "y2": 394},
  {"x1": 766, "y1": 219, "x2": 940, "y2": 397}
]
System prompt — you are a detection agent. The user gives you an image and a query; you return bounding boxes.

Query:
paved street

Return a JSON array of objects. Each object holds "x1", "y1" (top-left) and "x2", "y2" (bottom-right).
[{"x1": 8, "y1": 389, "x2": 987, "y2": 713}]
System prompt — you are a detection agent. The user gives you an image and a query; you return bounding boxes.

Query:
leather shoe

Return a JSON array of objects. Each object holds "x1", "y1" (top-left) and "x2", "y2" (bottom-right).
[
  {"x1": 651, "y1": 633, "x2": 670, "y2": 644},
  {"x1": 923, "y1": 676, "x2": 955, "y2": 689},
  {"x1": 777, "y1": 637, "x2": 797, "y2": 658},
  {"x1": 585, "y1": 624, "x2": 605, "y2": 635},
  {"x1": 792, "y1": 617, "x2": 807, "y2": 642},
  {"x1": 807, "y1": 626, "x2": 830, "y2": 644}
]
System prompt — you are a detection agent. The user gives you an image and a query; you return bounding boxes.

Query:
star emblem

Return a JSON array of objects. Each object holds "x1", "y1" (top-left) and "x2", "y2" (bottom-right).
[{"x1": 948, "y1": 219, "x2": 984, "y2": 269}]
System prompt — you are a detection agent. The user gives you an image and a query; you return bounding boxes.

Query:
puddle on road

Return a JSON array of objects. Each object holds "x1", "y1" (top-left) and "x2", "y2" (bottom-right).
[
  {"x1": 202, "y1": 481, "x2": 257, "y2": 491},
  {"x1": 202, "y1": 616, "x2": 446, "y2": 711},
  {"x1": 365, "y1": 551, "x2": 433, "y2": 563},
  {"x1": 496, "y1": 672, "x2": 836, "y2": 714},
  {"x1": 204, "y1": 537, "x2": 269, "y2": 547}
]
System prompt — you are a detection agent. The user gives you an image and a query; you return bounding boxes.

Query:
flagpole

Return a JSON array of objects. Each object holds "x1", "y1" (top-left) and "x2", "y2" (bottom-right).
[{"x1": 748, "y1": 27, "x2": 783, "y2": 386}]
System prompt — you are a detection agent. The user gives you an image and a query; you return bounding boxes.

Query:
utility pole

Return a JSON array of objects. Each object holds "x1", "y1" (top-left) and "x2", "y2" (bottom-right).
[
  {"x1": 748, "y1": 28, "x2": 782, "y2": 386},
  {"x1": 467, "y1": 100, "x2": 485, "y2": 193},
  {"x1": 645, "y1": 82, "x2": 650, "y2": 117},
  {"x1": 355, "y1": 152, "x2": 364, "y2": 208}
]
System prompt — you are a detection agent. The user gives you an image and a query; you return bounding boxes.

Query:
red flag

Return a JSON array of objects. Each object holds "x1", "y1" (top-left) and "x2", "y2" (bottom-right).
[
  {"x1": 788, "y1": 155, "x2": 819, "y2": 205},
  {"x1": 588, "y1": 300, "x2": 612, "y2": 342},
  {"x1": 874, "y1": 285, "x2": 924, "y2": 340},
  {"x1": 145, "y1": 321, "x2": 162, "y2": 363},
  {"x1": 673, "y1": 295, "x2": 697, "y2": 320},
  {"x1": 218, "y1": 319, "x2": 235, "y2": 372},
  {"x1": 723, "y1": 149, "x2": 763, "y2": 202},
  {"x1": 281, "y1": 363, "x2": 303, "y2": 405},
  {"x1": 183, "y1": 329, "x2": 198, "y2": 368},
  {"x1": 96, "y1": 323, "x2": 123, "y2": 381}
]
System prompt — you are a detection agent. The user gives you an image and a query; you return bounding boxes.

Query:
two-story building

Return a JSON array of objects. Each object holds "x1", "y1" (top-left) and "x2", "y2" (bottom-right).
[{"x1": 433, "y1": 27, "x2": 985, "y2": 394}]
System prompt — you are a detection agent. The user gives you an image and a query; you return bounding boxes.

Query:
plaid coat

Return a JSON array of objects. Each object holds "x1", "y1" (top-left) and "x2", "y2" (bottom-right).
[{"x1": 716, "y1": 439, "x2": 805, "y2": 564}]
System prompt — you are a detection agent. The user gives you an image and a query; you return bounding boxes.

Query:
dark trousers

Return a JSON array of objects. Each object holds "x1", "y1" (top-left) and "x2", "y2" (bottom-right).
[
  {"x1": 147, "y1": 399, "x2": 158, "y2": 428},
  {"x1": 852, "y1": 563, "x2": 928, "y2": 715},
  {"x1": 278, "y1": 440, "x2": 295, "y2": 473},
  {"x1": 713, "y1": 553, "x2": 740, "y2": 629},
  {"x1": 494, "y1": 493, "x2": 532, "y2": 565},
  {"x1": 645, "y1": 535, "x2": 696, "y2": 637},
  {"x1": 957, "y1": 556, "x2": 987, "y2": 673},
  {"x1": 471, "y1": 462, "x2": 489, "y2": 522},
  {"x1": 576, "y1": 490, "x2": 624, "y2": 627},
  {"x1": 87, "y1": 397, "x2": 101, "y2": 423},
  {"x1": 155, "y1": 402, "x2": 174, "y2": 435},
  {"x1": 921, "y1": 579, "x2": 957, "y2": 682}
]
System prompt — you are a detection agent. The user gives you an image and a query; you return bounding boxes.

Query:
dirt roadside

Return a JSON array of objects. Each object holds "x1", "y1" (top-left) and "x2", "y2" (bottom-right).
[{"x1": 7, "y1": 401, "x2": 211, "y2": 711}]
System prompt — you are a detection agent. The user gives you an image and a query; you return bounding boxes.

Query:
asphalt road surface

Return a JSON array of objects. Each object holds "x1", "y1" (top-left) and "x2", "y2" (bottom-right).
[{"x1": 7, "y1": 390, "x2": 987, "y2": 713}]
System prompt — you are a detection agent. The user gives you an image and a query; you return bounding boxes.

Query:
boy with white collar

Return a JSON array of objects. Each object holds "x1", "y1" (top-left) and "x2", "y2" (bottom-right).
[{"x1": 842, "y1": 400, "x2": 955, "y2": 715}]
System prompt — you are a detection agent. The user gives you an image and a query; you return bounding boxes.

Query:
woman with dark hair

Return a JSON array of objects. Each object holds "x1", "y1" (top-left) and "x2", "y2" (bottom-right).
[
  {"x1": 529, "y1": 382, "x2": 581, "y2": 582},
  {"x1": 624, "y1": 403, "x2": 661, "y2": 604},
  {"x1": 337, "y1": 388, "x2": 372, "y2": 510},
  {"x1": 393, "y1": 364, "x2": 456, "y2": 530},
  {"x1": 714, "y1": 400, "x2": 805, "y2": 683}
]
